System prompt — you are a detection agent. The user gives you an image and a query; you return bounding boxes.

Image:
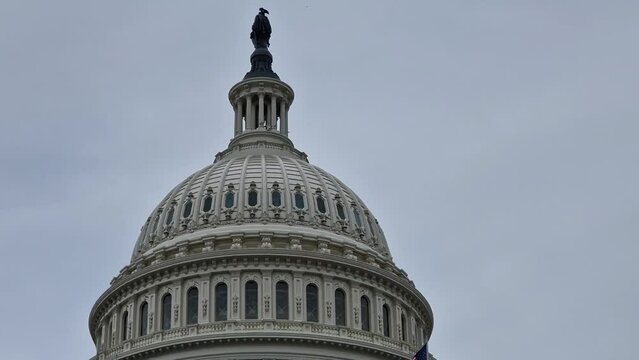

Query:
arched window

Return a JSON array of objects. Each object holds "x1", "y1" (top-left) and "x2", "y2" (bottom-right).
[
  {"x1": 121, "y1": 311, "x2": 128, "y2": 341},
  {"x1": 294, "y1": 192, "x2": 305, "y2": 210},
  {"x1": 336, "y1": 202, "x2": 346, "y2": 220},
  {"x1": 224, "y1": 192, "x2": 234, "y2": 209},
  {"x1": 248, "y1": 189, "x2": 258, "y2": 206},
  {"x1": 165, "y1": 206, "x2": 175, "y2": 226},
  {"x1": 316, "y1": 196, "x2": 327, "y2": 214},
  {"x1": 182, "y1": 200, "x2": 193, "y2": 218},
  {"x1": 382, "y1": 304, "x2": 391, "y2": 337},
  {"x1": 139, "y1": 302, "x2": 148, "y2": 336},
  {"x1": 202, "y1": 195, "x2": 213, "y2": 212},
  {"x1": 360, "y1": 296, "x2": 370, "y2": 331},
  {"x1": 335, "y1": 289, "x2": 346, "y2": 326},
  {"x1": 276, "y1": 281, "x2": 289, "y2": 319},
  {"x1": 353, "y1": 208, "x2": 362, "y2": 227},
  {"x1": 161, "y1": 294, "x2": 172, "y2": 330},
  {"x1": 245, "y1": 281, "x2": 258, "y2": 319},
  {"x1": 306, "y1": 284, "x2": 319, "y2": 322},
  {"x1": 215, "y1": 283, "x2": 228, "y2": 321},
  {"x1": 187, "y1": 287, "x2": 198, "y2": 325},
  {"x1": 401, "y1": 313, "x2": 407, "y2": 341},
  {"x1": 271, "y1": 190, "x2": 282, "y2": 207}
]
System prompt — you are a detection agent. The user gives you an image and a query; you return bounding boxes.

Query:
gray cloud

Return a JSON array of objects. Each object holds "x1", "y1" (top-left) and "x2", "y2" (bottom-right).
[{"x1": 0, "y1": 1, "x2": 637, "y2": 359}]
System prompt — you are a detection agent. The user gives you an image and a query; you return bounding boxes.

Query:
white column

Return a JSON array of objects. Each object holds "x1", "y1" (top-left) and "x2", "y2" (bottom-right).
[
  {"x1": 279, "y1": 99, "x2": 288, "y2": 136},
  {"x1": 258, "y1": 93, "x2": 265, "y2": 128},
  {"x1": 201, "y1": 279, "x2": 210, "y2": 324},
  {"x1": 234, "y1": 101, "x2": 242, "y2": 135},
  {"x1": 230, "y1": 272, "x2": 241, "y2": 320},
  {"x1": 293, "y1": 272, "x2": 304, "y2": 321},
  {"x1": 262, "y1": 271, "x2": 273, "y2": 320},
  {"x1": 246, "y1": 96, "x2": 253, "y2": 130},
  {"x1": 270, "y1": 95, "x2": 277, "y2": 130},
  {"x1": 173, "y1": 284, "x2": 181, "y2": 329}
]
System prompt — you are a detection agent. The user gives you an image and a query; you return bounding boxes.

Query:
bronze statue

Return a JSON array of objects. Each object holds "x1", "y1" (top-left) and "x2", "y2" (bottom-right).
[{"x1": 250, "y1": 8, "x2": 271, "y2": 49}]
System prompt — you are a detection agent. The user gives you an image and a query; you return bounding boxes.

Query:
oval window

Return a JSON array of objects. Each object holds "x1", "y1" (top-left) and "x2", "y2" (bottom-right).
[
  {"x1": 336, "y1": 203, "x2": 346, "y2": 220},
  {"x1": 353, "y1": 208, "x2": 362, "y2": 227},
  {"x1": 224, "y1": 192, "x2": 234, "y2": 209},
  {"x1": 182, "y1": 200, "x2": 193, "y2": 218},
  {"x1": 367, "y1": 216, "x2": 376, "y2": 236},
  {"x1": 248, "y1": 190, "x2": 258, "y2": 206},
  {"x1": 316, "y1": 196, "x2": 326, "y2": 214},
  {"x1": 165, "y1": 207, "x2": 175, "y2": 226},
  {"x1": 202, "y1": 195, "x2": 213, "y2": 212},
  {"x1": 272, "y1": 190, "x2": 281, "y2": 207},
  {"x1": 294, "y1": 193, "x2": 305, "y2": 209}
]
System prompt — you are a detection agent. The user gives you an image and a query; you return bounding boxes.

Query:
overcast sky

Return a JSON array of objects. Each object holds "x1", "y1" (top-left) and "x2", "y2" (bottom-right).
[{"x1": 1, "y1": 1, "x2": 637, "y2": 359}]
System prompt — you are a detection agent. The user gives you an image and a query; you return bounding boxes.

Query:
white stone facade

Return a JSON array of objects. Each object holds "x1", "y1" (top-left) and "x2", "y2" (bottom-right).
[{"x1": 89, "y1": 50, "x2": 434, "y2": 360}]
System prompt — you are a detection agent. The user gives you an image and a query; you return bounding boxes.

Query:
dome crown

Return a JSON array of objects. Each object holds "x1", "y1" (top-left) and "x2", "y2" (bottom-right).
[{"x1": 132, "y1": 152, "x2": 391, "y2": 262}]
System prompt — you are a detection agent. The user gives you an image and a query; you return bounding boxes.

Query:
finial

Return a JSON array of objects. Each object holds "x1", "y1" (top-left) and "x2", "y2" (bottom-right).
[
  {"x1": 250, "y1": 8, "x2": 271, "y2": 49},
  {"x1": 244, "y1": 8, "x2": 278, "y2": 79}
]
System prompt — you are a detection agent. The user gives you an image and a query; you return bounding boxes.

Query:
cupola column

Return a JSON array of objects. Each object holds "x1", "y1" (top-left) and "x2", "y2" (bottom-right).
[
  {"x1": 258, "y1": 93, "x2": 265, "y2": 128},
  {"x1": 246, "y1": 96, "x2": 253, "y2": 130},
  {"x1": 234, "y1": 101, "x2": 243, "y2": 135},
  {"x1": 270, "y1": 95, "x2": 277, "y2": 130},
  {"x1": 279, "y1": 99, "x2": 288, "y2": 136}
]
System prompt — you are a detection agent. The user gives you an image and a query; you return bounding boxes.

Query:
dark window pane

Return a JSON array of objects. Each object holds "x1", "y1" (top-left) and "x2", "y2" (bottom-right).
[
  {"x1": 353, "y1": 208, "x2": 362, "y2": 227},
  {"x1": 187, "y1": 287, "x2": 198, "y2": 325},
  {"x1": 306, "y1": 284, "x2": 318, "y2": 322},
  {"x1": 294, "y1": 193, "x2": 305, "y2": 209},
  {"x1": 336, "y1": 203, "x2": 346, "y2": 220},
  {"x1": 335, "y1": 289, "x2": 346, "y2": 326},
  {"x1": 139, "y1": 302, "x2": 148, "y2": 336},
  {"x1": 121, "y1": 311, "x2": 128, "y2": 341},
  {"x1": 215, "y1": 283, "x2": 228, "y2": 321},
  {"x1": 276, "y1": 281, "x2": 289, "y2": 320},
  {"x1": 248, "y1": 190, "x2": 258, "y2": 206},
  {"x1": 383, "y1": 304, "x2": 390, "y2": 337},
  {"x1": 165, "y1": 207, "x2": 175, "y2": 226},
  {"x1": 162, "y1": 294, "x2": 172, "y2": 330},
  {"x1": 245, "y1": 281, "x2": 258, "y2": 319},
  {"x1": 182, "y1": 200, "x2": 193, "y2": 218},
  {"x1": 316, "y1": 196, "x2": 326, "y2": 214},
  {"x1": 271, "y1": 190, "x2": 281, "y2": 207},
  {"x1": 202, "y1": 195, "x2": 213, "y2": 212},
  {"x1": 224, "y1": 192, "x2": 234, "y2": 209},
  {"x1": 361, "y1": 296, "x2": 370, "y2": 331}
]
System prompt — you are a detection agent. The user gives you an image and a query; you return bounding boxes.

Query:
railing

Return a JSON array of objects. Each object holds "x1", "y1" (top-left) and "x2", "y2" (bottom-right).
[{"x1": 100, "y1": 321, "x2": 413, "y2": 360}]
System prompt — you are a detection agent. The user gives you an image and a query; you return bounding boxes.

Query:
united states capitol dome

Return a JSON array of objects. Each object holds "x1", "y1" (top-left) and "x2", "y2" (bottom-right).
[{"x1": 89, "y1": 9, "x2": 433, "y2": 360}]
